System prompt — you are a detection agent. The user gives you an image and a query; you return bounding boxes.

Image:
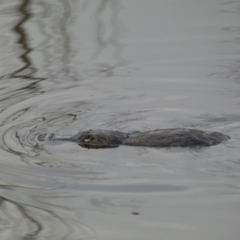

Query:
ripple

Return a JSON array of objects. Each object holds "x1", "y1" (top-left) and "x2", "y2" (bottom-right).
[
  {"x1": 0, "y1": 109, "x2": 112, "y2": 187},
  {"x1": 1, "y1": 114, "x2": 77, "y2": 157}
]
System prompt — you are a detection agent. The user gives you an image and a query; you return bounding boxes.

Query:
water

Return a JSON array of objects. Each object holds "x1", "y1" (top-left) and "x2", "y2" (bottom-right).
[{"x1": 0, "y1": 0, "x2": 240, "y2": 239}]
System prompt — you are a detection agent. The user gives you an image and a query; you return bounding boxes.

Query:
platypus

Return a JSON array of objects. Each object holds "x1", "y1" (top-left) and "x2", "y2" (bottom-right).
[{"x1": 38, "y1": 128, "x2": 229, "y2": 149}]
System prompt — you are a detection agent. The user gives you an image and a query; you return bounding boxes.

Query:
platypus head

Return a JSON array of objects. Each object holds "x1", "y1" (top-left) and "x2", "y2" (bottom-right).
[{"x1": 74, "y1": 130, "x2": 127, "y2": 149}]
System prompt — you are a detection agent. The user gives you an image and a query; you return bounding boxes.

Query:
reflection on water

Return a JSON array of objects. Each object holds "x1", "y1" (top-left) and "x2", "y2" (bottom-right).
[
  {"x1": 0, "y1": 0, "x2": 43, "y2": 81},
  {"x1": 215, "y1": 1, "x2": 240, "y2": 82},
  {"x1": 0, "y1": 194, "x2": 94, "y2": 240},
  {"x1": 11, "y1": 0, "x2": 35, "y2": 79},
  {"x1": 0, "y1": 196, "x2": 42, "y2": 239},
  {"x1": 2, "y1": 0, "x2": 129, "y2": 82},
  {"x1": 0, "y1": 0, "x2": 240, "y2": 239},
  {"x1": 71, "y1": 0, "x2": 129, "y2": 79},
  {"x1": 88, "y1": 0, "x2": 128, "y2": 77}
]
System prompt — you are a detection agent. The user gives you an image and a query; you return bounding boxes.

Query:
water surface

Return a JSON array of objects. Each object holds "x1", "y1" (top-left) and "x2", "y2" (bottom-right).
[{"x1": 0, "y1": 0, "x2": 240, "y2": 239}]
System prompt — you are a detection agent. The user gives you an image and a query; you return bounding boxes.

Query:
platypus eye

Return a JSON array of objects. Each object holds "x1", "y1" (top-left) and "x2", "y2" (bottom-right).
[{"x1": 84, "y1": 135, "x2": 92, "y2": 142}]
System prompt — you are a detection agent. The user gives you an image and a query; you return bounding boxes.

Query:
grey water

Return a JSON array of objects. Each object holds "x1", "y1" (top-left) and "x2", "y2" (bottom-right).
[{"x1": 0, "y1": 0, "x2": 240, "y2": 239}]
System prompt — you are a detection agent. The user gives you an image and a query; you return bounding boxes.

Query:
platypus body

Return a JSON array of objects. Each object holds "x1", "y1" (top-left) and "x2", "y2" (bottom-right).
[{"x1": 38, "y1": 128, "x2": 229, "y2": 149}]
